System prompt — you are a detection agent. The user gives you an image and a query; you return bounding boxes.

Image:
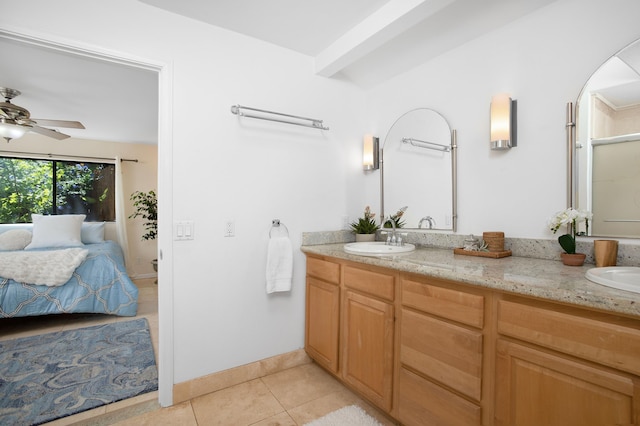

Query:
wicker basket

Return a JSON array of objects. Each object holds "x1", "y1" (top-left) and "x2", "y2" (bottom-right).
[{"x1": 483, "y1": 232, "x2": 505, "y2": 252}]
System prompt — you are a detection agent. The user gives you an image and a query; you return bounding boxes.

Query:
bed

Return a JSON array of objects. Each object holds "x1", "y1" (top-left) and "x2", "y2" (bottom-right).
[{"x1": 0, "y1": 215, "x2": 138, "y2": 318}]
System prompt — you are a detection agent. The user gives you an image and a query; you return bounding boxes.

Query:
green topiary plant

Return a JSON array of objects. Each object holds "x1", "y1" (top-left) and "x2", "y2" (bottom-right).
[{"x1": 350, "y1": 206, "x2": 380, "y2": 234}]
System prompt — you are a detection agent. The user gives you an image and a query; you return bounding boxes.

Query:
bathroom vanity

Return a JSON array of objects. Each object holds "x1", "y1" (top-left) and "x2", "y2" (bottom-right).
[{"x1": 302, "y1": 244, "x2": 640, "y2": 426}]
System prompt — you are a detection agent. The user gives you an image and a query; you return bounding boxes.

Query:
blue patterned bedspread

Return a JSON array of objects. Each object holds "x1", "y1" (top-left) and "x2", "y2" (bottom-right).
[{"x1": 0, "y1": 241, "x2": 138, "y2": 318}]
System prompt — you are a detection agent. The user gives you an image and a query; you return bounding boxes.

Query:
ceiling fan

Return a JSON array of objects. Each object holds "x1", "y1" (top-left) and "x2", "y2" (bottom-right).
[{"x1": 0, "y1": 87, "x2": 85, "y2": 142}]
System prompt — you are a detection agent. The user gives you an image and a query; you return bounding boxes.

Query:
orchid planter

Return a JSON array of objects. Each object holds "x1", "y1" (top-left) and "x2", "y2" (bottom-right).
[{"x1": 561, "y1": 253, "x2": 586, "y2": 266}]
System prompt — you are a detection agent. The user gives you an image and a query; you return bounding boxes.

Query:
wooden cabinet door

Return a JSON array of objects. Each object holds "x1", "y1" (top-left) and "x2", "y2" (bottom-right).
[
  {"x1": 495, "y1": 339, "x2": 639, "y2": 426},
  {"x1": 342, "y1": 290, "x2": 394, "y2": 411},
  {"x1": 305, "y1": 277, "x2": 340, "y2": 373}
]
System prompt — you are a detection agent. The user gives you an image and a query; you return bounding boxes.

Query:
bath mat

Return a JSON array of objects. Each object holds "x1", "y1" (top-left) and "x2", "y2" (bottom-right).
[
  {"x1": 304, "y1": 404, "x2": 383, "y2": 426},
  {"x1": 0, "y1": 318, "x2": 157, "y2": 425}
]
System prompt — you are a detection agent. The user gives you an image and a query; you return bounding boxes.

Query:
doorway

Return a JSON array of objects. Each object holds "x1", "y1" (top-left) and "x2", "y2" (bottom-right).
[{"x1": 0, "y1": 29, "x2": 174, "y2": 407}]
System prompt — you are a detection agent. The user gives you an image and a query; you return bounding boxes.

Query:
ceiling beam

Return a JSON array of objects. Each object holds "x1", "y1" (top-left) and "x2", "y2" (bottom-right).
[{"x1": 314, "y1": 0, "x2": 455, "y2": 77}]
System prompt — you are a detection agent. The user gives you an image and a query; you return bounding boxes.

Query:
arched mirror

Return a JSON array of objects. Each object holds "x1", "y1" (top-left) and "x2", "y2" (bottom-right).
[
  {"x1": 381, "y1": 108, "x2": 457, "y2": 231},
  {"x1": 571, "y1": 38, "x2": 640, "y2": 238}
]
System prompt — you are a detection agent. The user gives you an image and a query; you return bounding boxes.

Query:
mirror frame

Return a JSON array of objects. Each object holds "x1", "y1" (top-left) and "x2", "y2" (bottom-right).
[
  {"x1": 379, "y1": 108, "x2": 458, "y2": 232},
  {"x1": 568, "y1": 37, "x2": 640, "y2": 238}
]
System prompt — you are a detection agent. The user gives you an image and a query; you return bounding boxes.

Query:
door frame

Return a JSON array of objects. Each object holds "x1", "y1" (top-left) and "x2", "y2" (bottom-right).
[{"x1": 0, "y1": 28, "x2": 176, "y2": 406}]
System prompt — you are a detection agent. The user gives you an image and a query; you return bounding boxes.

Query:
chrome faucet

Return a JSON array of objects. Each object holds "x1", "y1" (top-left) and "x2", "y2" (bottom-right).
[
  {"x1": 418, "y1": 216, "x2": 435, "y2": 229},
  {"x1": 384, "y1": 216, "x2": 398, "y2": 245}
]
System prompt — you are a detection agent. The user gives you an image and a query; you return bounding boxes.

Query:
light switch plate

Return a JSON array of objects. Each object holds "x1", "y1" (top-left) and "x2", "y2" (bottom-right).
[{"x1": 174, "y1": 221, "x2": 195, "y2": 240}]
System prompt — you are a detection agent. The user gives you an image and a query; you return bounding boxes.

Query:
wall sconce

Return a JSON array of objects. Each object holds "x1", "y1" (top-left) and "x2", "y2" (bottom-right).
[
  {"x1": 490, "y1": 94, "x2": 517, "y2": 150},
  {"x1": 363, "y1": 134, "x2": 379, "y2": 171}
]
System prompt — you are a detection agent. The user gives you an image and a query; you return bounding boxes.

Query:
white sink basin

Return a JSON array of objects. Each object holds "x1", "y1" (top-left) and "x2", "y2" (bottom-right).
[
  {"x1": 585, "y1": 267, "x2": 640, "y2": 293},
  {"x1": 344, "y1": 241, "x2": 415, "y2": 256}
]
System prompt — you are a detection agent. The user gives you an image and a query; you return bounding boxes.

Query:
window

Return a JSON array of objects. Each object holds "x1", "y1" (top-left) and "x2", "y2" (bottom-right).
[{"x1": 0, "y1": 157, "x2": 116, "y2": 223}]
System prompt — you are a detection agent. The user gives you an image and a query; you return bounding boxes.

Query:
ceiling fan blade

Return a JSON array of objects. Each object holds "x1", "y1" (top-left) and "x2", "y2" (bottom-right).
[
  {"x1": 32, "y1": 118, "x2": 85, "y2": 129},
  {"x1": 30, "y1": 125, "x2": 70, "y2": 140}
]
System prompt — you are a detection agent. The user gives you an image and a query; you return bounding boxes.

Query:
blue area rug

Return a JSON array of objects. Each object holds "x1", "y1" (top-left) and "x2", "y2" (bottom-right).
[{"x1": 0, "y1": 318, "x2": 158, "y2": 425}]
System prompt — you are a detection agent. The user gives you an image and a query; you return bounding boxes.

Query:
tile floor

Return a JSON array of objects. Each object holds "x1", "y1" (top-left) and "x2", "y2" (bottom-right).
[
  {"x1": 1, "y1": 279, "x2": 397, "y2": 425},
  {"x1": 113, "y1": 362, "x2": 397, "y2": 425}
]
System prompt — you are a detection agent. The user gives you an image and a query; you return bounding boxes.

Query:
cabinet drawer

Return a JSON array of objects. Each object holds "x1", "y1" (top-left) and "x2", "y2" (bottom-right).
[
  {"x1": 498, "y1": 299, "x2": 640, "y2": 376},
  {"x1": 398, "y1": 367, "x2": 481, "y2": 426},
  {"x1": 344, "y1": 265, "x2": 394, "y2": 301},
  {"x1": 306, "y1": 256, "x2": 340, "y2": 284},
  {"x1": 402, "y1": 277, "x2": 484, "y2": 328},
  {"x1": 401, "y1": 309, "x2": 483, "y2": 400}
]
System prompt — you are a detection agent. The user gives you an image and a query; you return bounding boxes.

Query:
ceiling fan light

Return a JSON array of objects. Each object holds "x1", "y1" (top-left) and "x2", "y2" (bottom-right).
[{"x1": 0, "y1": 121, "x2": 28, "y2": 141}]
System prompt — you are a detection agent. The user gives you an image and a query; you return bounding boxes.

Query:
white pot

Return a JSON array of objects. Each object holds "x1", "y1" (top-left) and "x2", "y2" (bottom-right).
[{"x1": 355, "y1": 234, "x2": 376, "y2": 242}]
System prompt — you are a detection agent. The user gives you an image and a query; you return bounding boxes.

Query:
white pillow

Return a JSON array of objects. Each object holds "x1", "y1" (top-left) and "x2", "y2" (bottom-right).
[
  {"x1": 0, "y1": 229, "x2": 33, "y2": 251},
  {"x1": 81, "y1": 222, "x2": 105, "y2": 244},
  {"x1": 25, "y1": 214, "x2": 86, "y2": 250}
]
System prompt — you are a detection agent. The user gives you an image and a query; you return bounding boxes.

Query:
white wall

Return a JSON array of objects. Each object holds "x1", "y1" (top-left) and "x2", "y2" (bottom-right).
[
  {"x1": 0, "y1": 0, "x2": 366, "y2": 387},
  {"x1": 359, "y1": 0, "x2": 640, "y2": 240}
]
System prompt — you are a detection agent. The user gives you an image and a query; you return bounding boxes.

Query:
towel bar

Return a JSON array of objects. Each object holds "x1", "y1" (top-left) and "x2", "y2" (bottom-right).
[{"x1": 231, "y1": 104, "x2": 329, "y2": 130}]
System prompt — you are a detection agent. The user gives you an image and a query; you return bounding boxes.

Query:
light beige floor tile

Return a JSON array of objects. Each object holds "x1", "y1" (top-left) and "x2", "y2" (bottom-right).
[
  {"x1": 112, "y1": 401, "x2": 197, "y2": 426},
  {"x1": 261, "y1": 363, "x2": 346, "y2": 410},
  {"x1": 191, "y1": 378, "x2": 285, "y2": 426},
  {"x1": 250, "y1": 411, "x2": 298, "y2": 426}
]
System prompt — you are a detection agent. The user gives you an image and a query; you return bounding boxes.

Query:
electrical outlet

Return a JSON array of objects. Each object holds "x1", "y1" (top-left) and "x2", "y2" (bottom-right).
[{"x1": 225, "y1": 220, "x2": 235, "y2": 237}]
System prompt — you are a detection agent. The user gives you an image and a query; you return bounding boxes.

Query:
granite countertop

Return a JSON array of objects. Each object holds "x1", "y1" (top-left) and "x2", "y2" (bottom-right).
[{"x1": 301, "y1": 243, "x2": 640, "y2": 319}]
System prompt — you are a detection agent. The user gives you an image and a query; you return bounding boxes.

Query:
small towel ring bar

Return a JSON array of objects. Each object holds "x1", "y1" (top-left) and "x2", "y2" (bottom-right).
[
  {"x1": 402, "y1": 137, "x2": 451, "y2": 152},
  {"x1": 269, "y1": 219, "x2": 289, "y2": 238},
  {"x1": 231, "y1": 104, "x2": 329, "y2": 130}
]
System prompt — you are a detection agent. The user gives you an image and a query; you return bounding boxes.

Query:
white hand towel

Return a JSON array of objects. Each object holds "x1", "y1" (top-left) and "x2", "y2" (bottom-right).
[{"x1": 266, "y1": 236, "x2": 293, "y2": 294}]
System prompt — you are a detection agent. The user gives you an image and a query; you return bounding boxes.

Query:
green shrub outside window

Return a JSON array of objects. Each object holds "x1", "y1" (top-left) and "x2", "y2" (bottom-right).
[{"x1": 0, "y1": 157, "x2": 115, "y2": 223}]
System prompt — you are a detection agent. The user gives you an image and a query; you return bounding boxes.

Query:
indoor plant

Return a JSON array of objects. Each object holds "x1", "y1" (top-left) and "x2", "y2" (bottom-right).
[
  {"x1": 350, "y1": 206, "x2": 380, "y2": 242},
  {"x1": 549, "y1": 207, "x2": 591, "y2": 266},
  {"x1": 130, "y1": 190, "x2": 158, "y2": 274},
  {"x1": 383, "y1": 206, "x2": 407, "y2": 229}
]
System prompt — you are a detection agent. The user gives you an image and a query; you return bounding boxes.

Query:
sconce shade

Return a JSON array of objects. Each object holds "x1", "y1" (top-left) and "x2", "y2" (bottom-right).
[
  {"x1": 363, "y1": 134, "x2": 379, "y2": 171},
  {"x1": 490, "y1": 94, "x2": 517, "y2": 150},
  {"x1": 0, "y1": 121, "x2": 28, "y2": 141}
]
